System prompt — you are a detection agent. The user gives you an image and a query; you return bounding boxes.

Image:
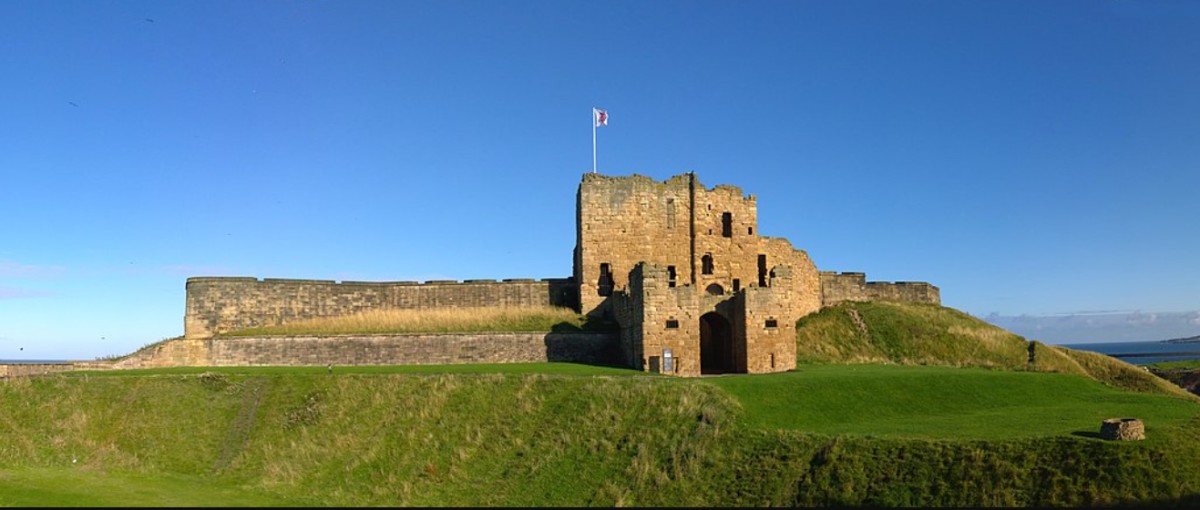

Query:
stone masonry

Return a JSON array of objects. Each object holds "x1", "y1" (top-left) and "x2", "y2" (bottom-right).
[
  {"x1": 160, "y1": 171, "x2": 940, "y2": 377},
  {"x1": 101, "y1": 332, "x2": 617, "y2": 370},
  {"x1": 185, "y1": 277, "x2": 576, "y2": 338}
]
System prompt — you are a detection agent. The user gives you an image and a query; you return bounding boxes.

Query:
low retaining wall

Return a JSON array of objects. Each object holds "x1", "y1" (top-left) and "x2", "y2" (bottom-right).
[
  {"x1": 106, "y1": 332, "x2": 621, "y2": 369},
  {"x1": 0, "y1": 363, "x2": 76, "y2": 378}
]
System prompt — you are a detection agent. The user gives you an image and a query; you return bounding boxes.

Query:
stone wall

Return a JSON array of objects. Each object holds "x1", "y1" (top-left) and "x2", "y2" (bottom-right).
[
  {"x1": 103, "y1": 332, "x2": 618, "y2": 369},
  {"x1": 574, "y1": 173, "x2": 822, "y2": 320},
  {"x1": 0, "y1": 363, "x2": 76, "y2": 378},
  {"x1": 819, "y1": 271, "x2": 941, "y2": 306},
  {"x1": 740, "y1": 266, "x2": 798, "y2": 373},
  {"x1": 616, "y1": 262, "x2": 800, "y2": 377},
  {"x1": 185, "y1": 277, "x2": 577, "y2": 338},
  {"x1": 575, "y1": 173, "x2": 697, "y2": 316}
]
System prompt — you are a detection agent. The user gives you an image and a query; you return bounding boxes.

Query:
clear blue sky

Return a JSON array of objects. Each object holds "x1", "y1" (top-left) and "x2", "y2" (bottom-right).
[{"x1": 3, "y1": 0, "x2": 1199, "y2": 359}]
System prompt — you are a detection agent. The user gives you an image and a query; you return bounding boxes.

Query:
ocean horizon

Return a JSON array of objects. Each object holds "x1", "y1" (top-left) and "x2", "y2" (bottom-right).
[{"x1": 1059, "y1": 339, "x2": 1200, "y2": 365}]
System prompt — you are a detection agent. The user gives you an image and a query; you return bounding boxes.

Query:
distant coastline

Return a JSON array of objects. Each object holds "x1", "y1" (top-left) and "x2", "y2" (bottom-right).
[
  {"x1": 1163, "y1": 334, "x2": 1200, "y2": 344},
  {"x1": 1065, "y1": 339, "x2": 1200, "y2": 365}
]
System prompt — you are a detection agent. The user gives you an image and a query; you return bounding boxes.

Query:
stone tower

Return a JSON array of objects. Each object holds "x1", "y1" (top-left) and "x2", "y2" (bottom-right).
[{"x1": 573, "y1": 172, "x2": 821, "y2": 376}]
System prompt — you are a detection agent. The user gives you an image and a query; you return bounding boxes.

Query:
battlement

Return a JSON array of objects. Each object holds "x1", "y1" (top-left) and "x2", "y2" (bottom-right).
[
  {"x1": 184, "y1": 276, "x2": 577, "y2": 338},
  {"x1": 819, "y1": 271, "x2": 941, "y2": 306}
]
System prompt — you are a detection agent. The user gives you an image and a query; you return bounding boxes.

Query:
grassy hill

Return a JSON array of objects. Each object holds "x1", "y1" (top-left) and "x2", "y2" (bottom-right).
[
  {"x1": 3, "y1": 301, "x2": 1200, "y2": 507},
  {"x1": 796, "y1": 301, "x2": 1194, "y2": 399}
]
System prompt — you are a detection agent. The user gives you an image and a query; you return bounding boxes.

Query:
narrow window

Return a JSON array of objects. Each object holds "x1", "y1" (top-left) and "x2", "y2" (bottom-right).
[
  {"x1": 598, "y1": 263, "x2": 614, "y2": 296},
  {"x1": 702, "y1": 254, "x2": 714, "y2": 275},
  {"x1": 732, "y1": 279, "x2": 740, "y2": 292},
  {"x1": 748, "y1": 227, "x2": 754, "y2": 235},
  {"x1": 666, "y1": 198, "x2": 675, "y2": 229},
  {"x1": 667, "y1": 265, "x2": 677, "y2": 288},
  {"x1": 770, "y1": 353, "x2": 775, "y2": 369},
  {"x1": 765, "y1": 319, "x2": 778, "y2": 328},
  {"x1": 665, "y1": 319, "x2": 679, "y2": 329},
  {"x1": 757, "y1": 254, "x2": 767, "y2": 286},
  {"x1": 721, "y1": 212, "x2": 732, "y2": 237}
]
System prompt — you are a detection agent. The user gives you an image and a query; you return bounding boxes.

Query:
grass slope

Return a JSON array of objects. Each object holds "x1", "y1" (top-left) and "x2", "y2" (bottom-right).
[
  {"x1": 796, "y1": 301, "x2": 1195, "y2": 400},
  {"x1": 2, "y1": 365, "x2": 1199, "y2": 506},
  {"x1": 5, "y1": 301, "x2": 1200, "y2": 506}
]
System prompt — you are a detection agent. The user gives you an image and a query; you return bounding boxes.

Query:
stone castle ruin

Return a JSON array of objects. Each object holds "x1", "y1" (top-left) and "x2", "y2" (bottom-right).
[{"x1": 171, "y1": 172, "x2": 939, "y2": 377}]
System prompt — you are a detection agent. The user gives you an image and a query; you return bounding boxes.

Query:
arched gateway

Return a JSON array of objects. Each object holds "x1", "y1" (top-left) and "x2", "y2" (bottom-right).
[{"x1": 699, "y1": 312, "x2": 737, "y2": 374}]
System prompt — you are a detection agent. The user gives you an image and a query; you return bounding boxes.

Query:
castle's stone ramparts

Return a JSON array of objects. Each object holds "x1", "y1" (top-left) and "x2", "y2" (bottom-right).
[
  {"x1": 104, "y1": 332, "x2": 617, "y2": 369},
  {"x1": 820, "y1": 271, "x2": 940, "y2": 306},
  {"x1": 185, "y1": 277, "x2": 576, "y2": 338}
]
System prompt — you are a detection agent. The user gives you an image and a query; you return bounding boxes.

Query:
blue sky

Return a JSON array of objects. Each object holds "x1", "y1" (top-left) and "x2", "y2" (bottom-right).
[{"x1": 3, "y1": 0, "x2": 1199, "y2": 360}]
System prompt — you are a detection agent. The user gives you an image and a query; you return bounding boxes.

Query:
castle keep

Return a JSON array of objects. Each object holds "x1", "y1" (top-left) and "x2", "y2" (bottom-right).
[{"x1": 176, "y1": 172, "x2": 939, "y2": 376}]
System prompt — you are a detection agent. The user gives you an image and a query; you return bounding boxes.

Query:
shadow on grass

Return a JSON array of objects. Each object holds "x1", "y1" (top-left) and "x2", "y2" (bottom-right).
[{"x1": 1070, "y1": 430, "x2": 1105, "y2": 440}]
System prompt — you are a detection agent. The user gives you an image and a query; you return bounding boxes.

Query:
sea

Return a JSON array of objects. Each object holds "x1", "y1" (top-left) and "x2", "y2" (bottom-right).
[{"x1": 1060, "y1": 340, "x2": 1200, "y2": 365}]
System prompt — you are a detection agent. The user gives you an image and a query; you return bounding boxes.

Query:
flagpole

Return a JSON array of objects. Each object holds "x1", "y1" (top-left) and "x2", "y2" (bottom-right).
[{"x1": 592, "y1": 108, "x2": 597, "y2": 174}]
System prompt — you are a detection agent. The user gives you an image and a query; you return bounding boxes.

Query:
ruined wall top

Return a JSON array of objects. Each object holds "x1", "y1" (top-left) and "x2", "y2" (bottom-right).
[{"x1": 580, "y1": 172, "x2": 755, "y2": 201}]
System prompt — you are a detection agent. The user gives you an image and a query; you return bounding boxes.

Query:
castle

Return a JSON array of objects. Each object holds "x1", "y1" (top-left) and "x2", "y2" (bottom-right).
[{"x1": 175, "y1": 172, "x2": 939, "y2": 377}]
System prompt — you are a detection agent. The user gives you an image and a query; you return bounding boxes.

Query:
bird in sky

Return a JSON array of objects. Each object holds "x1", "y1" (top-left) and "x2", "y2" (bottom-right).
[
  {"x1": 145, "y1": 18, "x2": 154, "y2": 23},
  {"x1": 68, "y1": 101, "x2": 78, "y2": 107}
]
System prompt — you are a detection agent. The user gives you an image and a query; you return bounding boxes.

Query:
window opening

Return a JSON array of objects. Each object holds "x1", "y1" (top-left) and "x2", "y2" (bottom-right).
[
  {"x1": 721, "y1": 212, "x2": 732, "y2": 237},
  {"x1": 702, "y1": 254, "x2": 714, "y2": 275},
  {"x1": 598, "y1": 263, "x2": 614, "y2": 296},
  {"x1": 765, "y1": 319, "x2": 778, "y2": 328},
  {"x1": 748, "y1": 227, "x2": 754, "y2": 235},
  {"x1": 706, "y1": 283, "x2": 725, "y2": 295},
  {"x1": 757, "y1": 254, "x2": 767, "y2": 286},
  {"x1": 666, "y1": 319, "x2": 680, "y2": 329},
  {"x1": 732, "y1": 279, "x2": 740, "y2": 292},
  {"x1": 667, "y1": 265, "x2": 677, "y2": 288},
  {"x1": 666, "y1": 198, "x2": 675, "y2": 229}
]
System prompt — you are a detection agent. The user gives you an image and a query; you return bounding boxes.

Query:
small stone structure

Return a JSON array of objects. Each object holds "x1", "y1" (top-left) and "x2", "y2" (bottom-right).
[{"x1": 1100, "y1": 418, "x2": 1146, "y2": 441}]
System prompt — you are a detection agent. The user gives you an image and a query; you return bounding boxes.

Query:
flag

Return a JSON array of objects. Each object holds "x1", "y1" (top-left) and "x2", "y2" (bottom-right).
[{"x1": 593, "y1": 108, "x2": 608, "y2": 127}]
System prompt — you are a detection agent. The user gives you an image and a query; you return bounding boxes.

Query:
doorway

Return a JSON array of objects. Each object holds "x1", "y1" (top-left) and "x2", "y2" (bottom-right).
[{"x1": 700, "y1": 312, "x2": 735, "y2": 374}]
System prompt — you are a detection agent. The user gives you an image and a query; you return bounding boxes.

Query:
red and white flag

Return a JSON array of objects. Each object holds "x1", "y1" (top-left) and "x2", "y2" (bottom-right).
[{"x1": 593, "y1": 108, "x2": 608, "y2": 127}]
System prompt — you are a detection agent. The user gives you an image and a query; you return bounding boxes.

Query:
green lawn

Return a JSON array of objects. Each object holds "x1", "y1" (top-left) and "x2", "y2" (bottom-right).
[
  {"x1": 1149, "y1": 359, "x2": 1200, "y2": 370},
  {"x1": 705, "y1": 364, "x2": 1199, "y2": 439},
  {"x1": 0, "y1": 467, "x2": 312, "y2": 507},
  {"x1": 6, "y1": 363, "x2": 1200, "y2": 506}
]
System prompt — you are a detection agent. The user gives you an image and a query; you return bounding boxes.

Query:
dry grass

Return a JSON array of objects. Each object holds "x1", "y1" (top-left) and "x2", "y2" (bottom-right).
[{"x1": 226, "y1": 306, "x2": 605, "y2": 336}]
